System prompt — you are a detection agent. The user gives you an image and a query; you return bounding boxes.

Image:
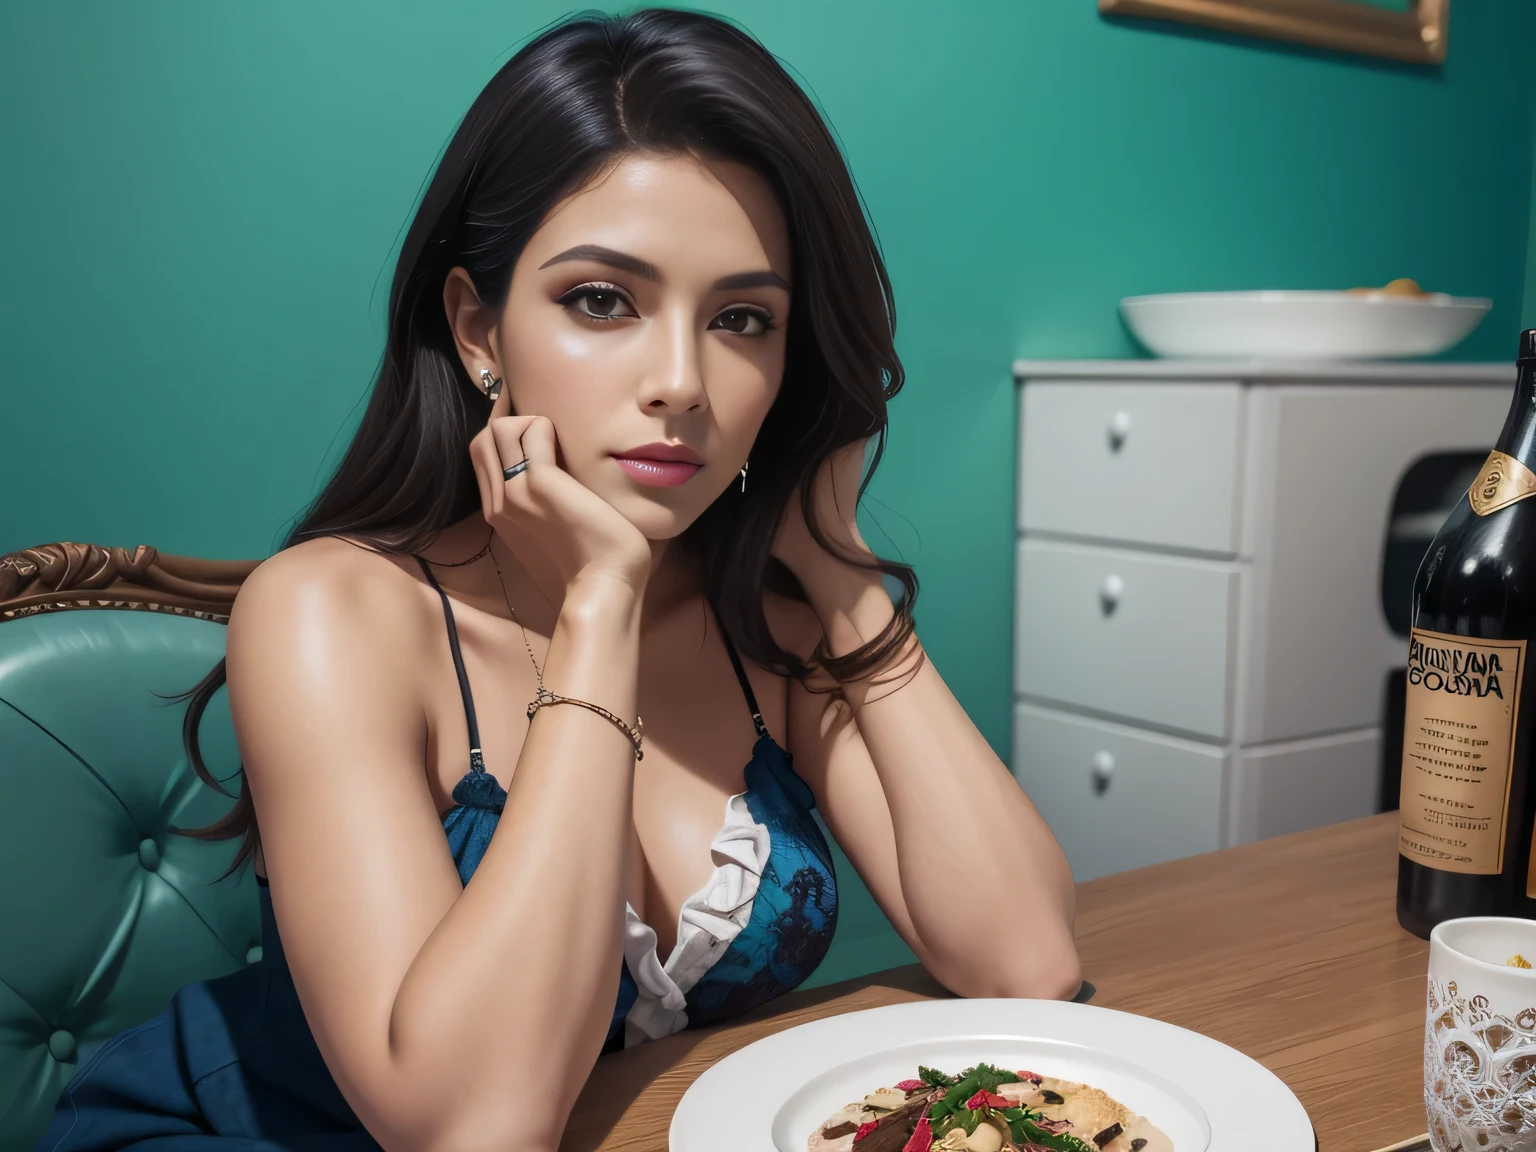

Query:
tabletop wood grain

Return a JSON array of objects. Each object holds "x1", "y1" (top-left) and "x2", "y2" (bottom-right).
[{"x1": 560, "y1": 812, "x2": 1428, "y2": 1152}]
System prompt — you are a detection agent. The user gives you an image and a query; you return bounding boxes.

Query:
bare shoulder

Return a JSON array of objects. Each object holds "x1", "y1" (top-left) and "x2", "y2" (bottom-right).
[
  {"x1": 225, "y1": 538, "x2": 435, "y2": 779},
  {"x1": 230, "y1": 537, "x2": 428, "y2": 648}
]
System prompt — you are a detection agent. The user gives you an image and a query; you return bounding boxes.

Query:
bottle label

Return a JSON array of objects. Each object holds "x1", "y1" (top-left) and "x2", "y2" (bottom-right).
[
  {"x1": 1469, "y1": 451, "x2": 1536, "y2": 516},
  {"x1": 1399, "y1": 629, "x2": 1526, "y2": 874}
]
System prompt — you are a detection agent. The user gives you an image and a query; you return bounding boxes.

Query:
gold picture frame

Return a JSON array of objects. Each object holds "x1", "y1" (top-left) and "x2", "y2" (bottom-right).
[{"x1": 1098, "y1": 0, "x2": 1448, "y2": 65}]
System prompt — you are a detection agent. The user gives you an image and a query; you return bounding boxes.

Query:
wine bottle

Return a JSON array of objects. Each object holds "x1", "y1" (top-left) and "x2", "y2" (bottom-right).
[{"x1": 1397, "y1": 330, "x2": 1536, "y2": 938}]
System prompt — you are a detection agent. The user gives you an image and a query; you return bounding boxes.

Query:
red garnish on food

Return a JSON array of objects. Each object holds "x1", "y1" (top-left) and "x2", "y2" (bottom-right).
[
  {"x1": 965, "y1": 1090, "x2": 1015, "y2": 1111},
  {"x1": 854, "y1": 1121, "x2": 879, "y2": 1142},
  {"x1": 1033, "y1": 1116, "x2": 1072, "y2": 1135},
  {"x1": 1015, "y1": 1070, "x2": 1044, "y2": 1084},
  {"x1": 896, "y1": 1079, "x2": 927, "y2": 1092},
  {"x1": 901, "y1": 1117, "x2": 934, "y2": 1152}
]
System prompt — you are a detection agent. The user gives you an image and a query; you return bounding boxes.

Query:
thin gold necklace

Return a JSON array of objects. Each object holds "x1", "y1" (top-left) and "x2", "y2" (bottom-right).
[
  {"x1": 425, "y1": 530, "x2": 494, "y2": 568},
  {"x1": 420, "y1": 532, "x2": 542, "y2": 679},
  {"x1": 487, "y1": 542, "x2": 546, "y2": 684}
]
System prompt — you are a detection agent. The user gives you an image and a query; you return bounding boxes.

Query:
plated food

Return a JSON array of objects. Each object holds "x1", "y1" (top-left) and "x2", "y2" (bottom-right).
[
  {"x1": 807, "y1": 1063, "x2": 1172, "y2": 1152},
  {"x1": 672, "y1": 998, "x2": 1310, "y2": 1152}
]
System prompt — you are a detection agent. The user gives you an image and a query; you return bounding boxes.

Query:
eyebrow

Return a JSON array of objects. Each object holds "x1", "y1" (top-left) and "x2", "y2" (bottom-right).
[{"x1": 538, "y1": 244, "x2": 789, "y2": 292}]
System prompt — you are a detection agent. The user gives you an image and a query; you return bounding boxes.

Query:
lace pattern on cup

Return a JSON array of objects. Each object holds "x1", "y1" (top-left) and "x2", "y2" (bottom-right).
[{"x1": 1426, "y1": 976, "x2": 1536, "y2": 1151}]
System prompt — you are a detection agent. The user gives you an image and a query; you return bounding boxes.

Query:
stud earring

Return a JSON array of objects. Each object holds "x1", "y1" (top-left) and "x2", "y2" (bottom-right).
[
  {"x1": 479, "y1": 368, "x2": 503, "y2": 402},
  {"x1": 739, "y1": 460, "x2": 749, "y2": 493}
]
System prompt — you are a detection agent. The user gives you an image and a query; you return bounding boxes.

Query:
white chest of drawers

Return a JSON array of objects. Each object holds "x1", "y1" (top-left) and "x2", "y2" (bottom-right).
[{"x1": 1012, "y1": 359, "x2": 1514, "y2": 881}]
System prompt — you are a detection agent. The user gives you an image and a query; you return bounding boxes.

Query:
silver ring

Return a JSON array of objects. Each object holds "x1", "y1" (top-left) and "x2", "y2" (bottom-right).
[{"x1": 502, "y1": 459, "x2": 530, "y2": 481}]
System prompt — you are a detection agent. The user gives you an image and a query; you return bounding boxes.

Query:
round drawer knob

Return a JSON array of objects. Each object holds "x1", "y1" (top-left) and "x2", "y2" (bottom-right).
[
  {"x1": 1090, "y1": 751, "x2": 1115, "y2": 796},
  {"x1": 1107, "y1": 410, "x2": 1131, "y2": 452},
  {"x1": 1099, "y1": 574, "x2": 1124, "y2": 615},
  {"x1": 48, "y1": 1029, "x2": 77, "y2": 1062}
]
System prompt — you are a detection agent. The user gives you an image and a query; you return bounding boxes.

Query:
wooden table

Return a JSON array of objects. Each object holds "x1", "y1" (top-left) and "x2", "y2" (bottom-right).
[{"x1": 561, "y1": 813, "x2": 1428, "y2": 1152}]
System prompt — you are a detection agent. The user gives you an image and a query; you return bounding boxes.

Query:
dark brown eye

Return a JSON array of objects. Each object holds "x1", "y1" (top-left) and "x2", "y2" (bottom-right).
[
  {"x1": 557, "y1": 284, "x2": 636, "y2": 321},
  {"x1": 585, "y1": 291, "x2": 619, "y2": 317},
  {"x1": 712, "y1": 307, "x2": 772, "y2": 335}
]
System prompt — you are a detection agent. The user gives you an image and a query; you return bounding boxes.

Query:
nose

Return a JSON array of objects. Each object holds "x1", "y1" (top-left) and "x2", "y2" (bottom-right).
[{"x1": 635, "y1": 308, "x2": 708, "y2": 414}]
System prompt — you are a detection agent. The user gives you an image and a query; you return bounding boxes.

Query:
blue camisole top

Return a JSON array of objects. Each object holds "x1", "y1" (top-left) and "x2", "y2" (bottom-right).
[{"x1": 36, "y1": 560, "x2": 838, "y2": 1150}]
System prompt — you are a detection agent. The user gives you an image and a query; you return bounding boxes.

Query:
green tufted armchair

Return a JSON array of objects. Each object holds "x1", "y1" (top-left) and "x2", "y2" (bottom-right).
[{"x1": 0, "y1": 543, "x2": 262, "y2": 1151}]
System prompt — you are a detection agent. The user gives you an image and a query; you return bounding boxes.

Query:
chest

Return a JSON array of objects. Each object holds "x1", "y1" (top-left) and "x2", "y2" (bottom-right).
[{"x1": 421, "y1": 604, "x2": 788, "y2": 956}]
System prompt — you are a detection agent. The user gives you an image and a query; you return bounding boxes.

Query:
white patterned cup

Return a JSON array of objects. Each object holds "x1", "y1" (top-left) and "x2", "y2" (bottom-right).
[{"x1": 1427, "y1": 917, "x2": 1536, "y2": 1152}]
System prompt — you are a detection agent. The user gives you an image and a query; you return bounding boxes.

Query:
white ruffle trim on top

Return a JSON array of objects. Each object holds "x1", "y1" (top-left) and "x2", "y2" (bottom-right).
[{"x1": 622, "y1": 792, "x2": 770, "y2": 1047}]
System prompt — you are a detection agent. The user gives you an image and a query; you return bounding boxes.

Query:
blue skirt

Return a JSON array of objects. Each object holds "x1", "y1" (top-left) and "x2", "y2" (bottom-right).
[{"x1": 36, "y1": 910, "x2": 379, "y2": 1151}]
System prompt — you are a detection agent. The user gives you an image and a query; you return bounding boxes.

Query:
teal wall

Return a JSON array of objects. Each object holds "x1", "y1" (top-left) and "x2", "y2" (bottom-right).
[
  {"x1": 3, "y1": 2, "x2": 1532, "y2": 986},
  {"x1": 1524, "y1": 117, "x2": 1536, "y2": 330}
]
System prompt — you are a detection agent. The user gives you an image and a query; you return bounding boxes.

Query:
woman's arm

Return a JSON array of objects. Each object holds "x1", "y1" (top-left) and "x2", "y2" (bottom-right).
[
  {"x1": 782, "y1": 573, "x2": 1081, "y2": 1002},
  {"x1": 773, "y1": 443, "x2": 1080, "y2": 1001},
  {"x1": 230, "y1": 540, "x2": 642, "y2": 1152}
]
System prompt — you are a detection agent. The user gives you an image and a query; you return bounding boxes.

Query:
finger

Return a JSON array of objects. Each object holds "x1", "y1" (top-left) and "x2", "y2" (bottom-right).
[
  {"x1": 517, "y1": 416, "x2": 559, "y2": 468},
  {"x1": 492, "y1": 417, "x2": 545, "y2": 517},
  {"x1": 489, "y1": 415, "x2": 537, "y2": 471}
]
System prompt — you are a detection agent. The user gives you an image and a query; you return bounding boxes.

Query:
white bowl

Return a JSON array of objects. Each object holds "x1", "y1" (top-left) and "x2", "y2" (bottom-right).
[{"x1": 1120, "y1": 290, "x2": 1491, "y2": 359}]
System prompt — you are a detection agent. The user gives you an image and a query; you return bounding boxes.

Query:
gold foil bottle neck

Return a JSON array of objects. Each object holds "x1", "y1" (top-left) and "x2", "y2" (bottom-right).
[{"x1": 1469, "y1": 451, "x2": 1536, "y2": 516}]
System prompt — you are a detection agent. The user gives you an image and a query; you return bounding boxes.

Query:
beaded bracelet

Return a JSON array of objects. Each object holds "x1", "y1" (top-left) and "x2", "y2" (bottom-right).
[{"x1": 526, "y1": 686, "x2": 645, "y2": 760}]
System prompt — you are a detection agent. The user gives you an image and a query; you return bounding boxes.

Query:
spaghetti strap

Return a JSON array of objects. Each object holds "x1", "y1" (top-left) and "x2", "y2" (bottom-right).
[
  {"x1": 413, "y1": 555, "x2": 487, "y2": 773},
  {"x1": 713, "y1": 607, "x2": 770, "y2": 740}
]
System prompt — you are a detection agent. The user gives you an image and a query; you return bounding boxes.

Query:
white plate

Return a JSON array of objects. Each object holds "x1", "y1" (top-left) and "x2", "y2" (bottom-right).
[
  {"x1": 670, "y1": 999, "x2": 1312, "y2": 1152},
  {"x1": 1120, "y1": 290, "x2": 1491, "y2": 359}
]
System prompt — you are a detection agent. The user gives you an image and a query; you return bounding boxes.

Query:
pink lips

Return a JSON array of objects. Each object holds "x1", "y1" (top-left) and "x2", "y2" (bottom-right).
[{"x1": 613, "y1": 442, "x2": 704, "y2": 489}]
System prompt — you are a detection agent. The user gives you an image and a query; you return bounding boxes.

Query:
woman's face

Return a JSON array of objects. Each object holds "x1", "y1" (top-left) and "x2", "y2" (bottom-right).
[{"x1": 484, "y1": 152, "x2": 791, "y2": 541}]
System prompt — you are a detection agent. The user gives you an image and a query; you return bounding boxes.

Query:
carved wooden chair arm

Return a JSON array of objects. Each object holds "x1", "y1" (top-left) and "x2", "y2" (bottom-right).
[{"x1": 0, "y1": 542, "x2": 259, "y2": 623}]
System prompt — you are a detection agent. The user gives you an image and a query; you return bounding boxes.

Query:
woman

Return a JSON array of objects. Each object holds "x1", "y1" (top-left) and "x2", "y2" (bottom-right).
[{"x1": 39, "y1": 10, "x2": 1078, "y2": 1151}]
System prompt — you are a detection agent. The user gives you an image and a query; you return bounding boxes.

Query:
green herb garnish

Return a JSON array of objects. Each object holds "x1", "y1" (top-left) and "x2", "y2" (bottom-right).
[
  {"x1": 927, "y1": 1072, "x2": 978, "y2": 1122},
  {"x1": 960, "y1": 1063, "x2": 1017, "y2": 1095},
  {"x1": 918, "y1": 1065, "x2": 956, "y2": 1088},
  {"x1": 924, "y1": 1063, "x2": 1034, "y2": 1125}
]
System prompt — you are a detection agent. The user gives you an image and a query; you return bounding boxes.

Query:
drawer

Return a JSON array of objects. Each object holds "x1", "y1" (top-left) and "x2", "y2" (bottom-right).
[
  {"x1": 1015, "y1": 538, "x2": 1239, "y2": 739},
  {"x1": 1012, "y1": 703, "x2": 1226, "y2": 882},
  {"x1": 1018, "y1": 380, "x2": 1244, "y2": 554}
]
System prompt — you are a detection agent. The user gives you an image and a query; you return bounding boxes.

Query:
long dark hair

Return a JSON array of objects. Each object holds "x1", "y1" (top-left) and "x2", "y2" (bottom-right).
[{"x1": 180, "y1": 8, "x2": 917, "y2": 871}]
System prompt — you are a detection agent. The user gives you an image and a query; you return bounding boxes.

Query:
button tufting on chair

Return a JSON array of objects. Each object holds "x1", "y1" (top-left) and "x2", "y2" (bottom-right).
[
  {"x1": 0, "y1": 606, "x2": 261, "y2": 1147},
  {"x1": 246, "y1": 945, "x2": 263, "y2": 964}
]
